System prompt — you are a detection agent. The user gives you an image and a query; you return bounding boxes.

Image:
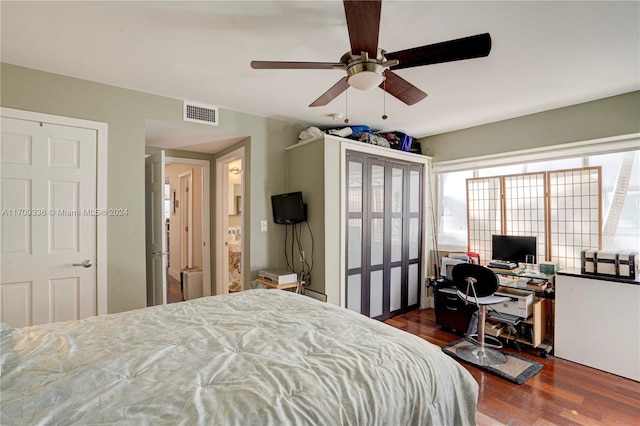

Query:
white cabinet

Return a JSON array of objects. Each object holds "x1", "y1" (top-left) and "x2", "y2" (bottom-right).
[
  {"x1": 555, "y1": 272, "x2": 640, "y2": 381},
  {"x1": 182, "y1": 269, "x2": 203, "y2": 300},
  {"x1": 286, "y1": 134, "x2": 431, "y2": 315}
]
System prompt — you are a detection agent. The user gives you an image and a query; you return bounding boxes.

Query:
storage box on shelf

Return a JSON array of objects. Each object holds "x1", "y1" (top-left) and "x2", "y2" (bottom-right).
[{"x1": 581, "y1": 249, "x2": 637, "y2": 279}]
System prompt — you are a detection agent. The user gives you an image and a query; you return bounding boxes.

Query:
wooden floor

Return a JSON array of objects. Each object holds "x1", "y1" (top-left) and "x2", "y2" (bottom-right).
[
  {"x1": 384, "y1": 309, "x2": 640, "y2": 426},
  {"x1": 167, "y1": 273, "x2": 183, "y2": 304}
]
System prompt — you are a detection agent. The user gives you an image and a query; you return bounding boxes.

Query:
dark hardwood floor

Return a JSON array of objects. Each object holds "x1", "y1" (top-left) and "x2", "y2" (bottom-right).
[
  {"x1": 384, "y1": 309, "x2": 640, "y2": 426},
  {"x1": 167, "y1": 273, "x2": 183, "y2": 304}
]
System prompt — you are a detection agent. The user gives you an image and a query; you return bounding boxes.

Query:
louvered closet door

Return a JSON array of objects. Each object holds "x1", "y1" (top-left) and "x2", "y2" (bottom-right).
[{"x1": 345, "y1": 151, "x2": 422, "y2": 320}]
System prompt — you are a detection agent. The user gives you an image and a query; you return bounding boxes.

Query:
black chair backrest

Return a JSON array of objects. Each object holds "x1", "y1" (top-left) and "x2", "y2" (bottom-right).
[{"x1": 451, "y1": 263, "x2": 500, "y2": 298}]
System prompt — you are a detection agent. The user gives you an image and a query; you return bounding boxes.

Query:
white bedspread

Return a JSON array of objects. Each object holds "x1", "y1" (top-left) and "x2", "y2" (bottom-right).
[{"x1": 1, "y1": 289, "x2": 477, "y2": 425}]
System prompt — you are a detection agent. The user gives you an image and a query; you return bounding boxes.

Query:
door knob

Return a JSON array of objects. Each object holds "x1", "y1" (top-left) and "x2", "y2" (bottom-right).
[{"x1": 72, "y1": 259, "x2": 93, "y2": 268}]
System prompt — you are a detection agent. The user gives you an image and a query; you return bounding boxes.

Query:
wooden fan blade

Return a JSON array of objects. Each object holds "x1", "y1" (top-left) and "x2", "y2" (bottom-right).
[
  {"x1": 380, "y1": 71, "x2": 428, "y2": 106},
  {"x1": 309, "y1": 77, "x2": 350, "y2": 107},
  {"x1": 251, "y1": 61, "x2": 345, "y2": 70},
  {"x1": 344, "y1": 0, "x2": 381, "y2": 57},
  {"x1": 386, "y1": 33, "x2": 492, "y2": 70}
]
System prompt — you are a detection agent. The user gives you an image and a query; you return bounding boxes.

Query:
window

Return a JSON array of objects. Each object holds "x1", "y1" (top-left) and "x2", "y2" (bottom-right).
[
  {"x1": 589, "y1": 150, "x2": 640, "y2": 250},
  {"x1": 437, "y1": 169, "x2": 472, "y2": 248},
  {"x1": 436, "y1": 141, "x2": 639, "y2": 268},
  {"x1": 548, "y1": 167, "x2": 601, "y2": 269},
  {"x1": 465, "y1": 167, "x2": 601, "y2": 269},
  {"x1": 466, "y1": 176, "x2": 502, "y2": 263}
]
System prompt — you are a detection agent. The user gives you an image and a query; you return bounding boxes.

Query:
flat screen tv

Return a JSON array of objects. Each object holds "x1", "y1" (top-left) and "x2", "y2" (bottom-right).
[
  {"x1": 271, "y1": 191, "x2": 307, "y2": 224},
  {"x1": 492, "y1": 235, "x2": 537, "y2": 263}
]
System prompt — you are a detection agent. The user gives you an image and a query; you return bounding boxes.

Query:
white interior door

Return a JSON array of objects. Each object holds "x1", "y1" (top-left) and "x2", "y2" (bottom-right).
[
  {"x1": 1, "y1": 117, "x2": 98, "y2": 327},
  {"x1": 179, "y1": 170, "x2": 193, "y2": 269},
  {"x1": 145, "y1": 151, "x2": 167, "y2": 306}
]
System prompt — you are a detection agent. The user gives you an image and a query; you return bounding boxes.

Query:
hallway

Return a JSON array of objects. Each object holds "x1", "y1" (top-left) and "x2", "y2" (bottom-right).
[{"x1": 167, "y1": 273, "x2": 183, "y2": 304}]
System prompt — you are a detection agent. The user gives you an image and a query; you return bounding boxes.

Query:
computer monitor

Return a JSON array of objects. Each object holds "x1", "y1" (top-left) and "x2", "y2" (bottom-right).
[{"x1": 492, "y1": 235, "x2": 536, "y2": 264}]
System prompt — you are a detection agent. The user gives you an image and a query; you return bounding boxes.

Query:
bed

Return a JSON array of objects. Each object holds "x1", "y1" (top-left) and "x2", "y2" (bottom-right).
[{"x1": 1, "y1": 289, "x2": 478, "y2": 425}]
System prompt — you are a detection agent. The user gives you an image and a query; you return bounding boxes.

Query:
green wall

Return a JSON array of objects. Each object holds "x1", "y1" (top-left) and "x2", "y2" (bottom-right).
[
  {"x1": 1, "y1": 62, "x2": 303, "y2": 313},
  {"x1": 285, "y1": 138, "x2": 341, "y2": 303},
  {"x1": 4, "y1": 61, "x2": 636, "y2": 312},
  {"x1": 420, "y1": 91, "x2": 640, "y2": 162},
  {"x1": 287, "y1": 140, "x2": 325, "y2": 294}
]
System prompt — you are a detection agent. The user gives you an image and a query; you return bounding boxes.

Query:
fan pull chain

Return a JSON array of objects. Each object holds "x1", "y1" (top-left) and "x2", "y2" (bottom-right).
[
  {"x1": 382, "y1": 78, "x2": 388, "y2": 120},
  {"x1": 344, "y1": 88, "x2": 350, "y2": 124}
]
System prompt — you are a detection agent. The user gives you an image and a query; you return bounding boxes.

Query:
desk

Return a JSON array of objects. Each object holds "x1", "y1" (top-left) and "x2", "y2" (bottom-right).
[
  {"x1": 488, "y1": 267, "x2": 554, "y2": 354},
  {"x1": 435, "y1": 274, "x2": 553, "y2": 355},
  {"x1": 256, "y1": 278, "x2": 303, "y2": 293},
  {"x1": 488, "y1": 267, "x2": 554, "y2": 296},
  {"x1": 488, "y1": 267, "x2": 552, "y2": 280}
]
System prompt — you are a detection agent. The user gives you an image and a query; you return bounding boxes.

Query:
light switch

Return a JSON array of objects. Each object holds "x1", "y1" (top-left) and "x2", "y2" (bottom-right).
[{"x1": 260, "y1": 220, "x2": 268, "y2": 232}]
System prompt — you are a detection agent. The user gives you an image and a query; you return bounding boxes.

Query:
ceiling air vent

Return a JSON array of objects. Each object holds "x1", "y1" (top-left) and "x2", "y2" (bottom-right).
[{"x1": 183, "y1": 101, "x2": 219, "y2": 126}]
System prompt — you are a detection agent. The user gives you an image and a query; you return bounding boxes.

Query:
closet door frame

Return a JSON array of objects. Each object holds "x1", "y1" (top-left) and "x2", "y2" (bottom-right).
[
  {"x1": 345, "y1": 150, "x2": 423, "y2": 320},
  {"x1": 405, "y1": 163, "x2": 424, "y2": 312}
]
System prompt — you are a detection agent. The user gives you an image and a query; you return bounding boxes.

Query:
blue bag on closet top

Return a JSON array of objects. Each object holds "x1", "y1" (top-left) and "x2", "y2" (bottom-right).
[
  {"x1": 348, "y1": 125, "x2": 373, "y2": 135},
  {"x1": 398, "y1": 132, "x2": 413, "y2": 151},
  {"x1": 384, "y1": 131, "x2": 413, "y2": 151}
]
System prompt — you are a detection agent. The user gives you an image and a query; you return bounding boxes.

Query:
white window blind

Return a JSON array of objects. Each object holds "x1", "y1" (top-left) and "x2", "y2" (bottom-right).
[{"x1": 466, "y1": 167, "x2": 602, "y2": 269}]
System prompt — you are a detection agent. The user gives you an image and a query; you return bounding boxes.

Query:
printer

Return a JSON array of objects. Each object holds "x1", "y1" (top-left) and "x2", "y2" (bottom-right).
[
  {"x1": 494, "y1": 286, "x2": 534, "y2": 318},
  {"x1": 440, "y1": 257, "x2": 465, "y2": 281}
]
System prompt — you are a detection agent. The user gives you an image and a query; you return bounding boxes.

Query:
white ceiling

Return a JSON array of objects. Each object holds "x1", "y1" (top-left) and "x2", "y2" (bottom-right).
[
  {"x1": 2, "y1": 1, "x2": 638, "y2": 153},
  {"x1": 145, "y1": 119, "x2": 248, "y2": 154}
]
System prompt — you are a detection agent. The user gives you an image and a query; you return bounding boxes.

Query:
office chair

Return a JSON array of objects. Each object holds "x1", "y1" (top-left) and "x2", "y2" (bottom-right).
[{"x1": 451, "y1": 263, "x2": 511, "y2": 366}]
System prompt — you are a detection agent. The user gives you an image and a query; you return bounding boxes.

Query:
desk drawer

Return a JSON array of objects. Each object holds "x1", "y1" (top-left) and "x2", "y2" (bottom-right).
[{"x1": 436, "y1": 289, "x2": 476, "y2": 333}]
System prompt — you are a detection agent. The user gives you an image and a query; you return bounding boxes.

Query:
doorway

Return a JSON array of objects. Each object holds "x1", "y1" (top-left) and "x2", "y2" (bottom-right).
[
  {"x1": 216, "y1": 147, "x2": 245, "y2": 295},
  {"x1": 164, "y1": 158, "x2": 210, "y2": 303}
]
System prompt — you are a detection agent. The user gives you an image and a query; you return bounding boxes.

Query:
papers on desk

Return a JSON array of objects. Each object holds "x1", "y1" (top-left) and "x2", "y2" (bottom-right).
[
  {"x1": 499, "y1": 276, "x2": 517, "y2": 287},
  {"x1": 489, "y1": 266, "x2": 523, "y2": 274},
  {"x1": 498, "y1": 276, "x2": 548, "y2": 291},
  {"x1": 526, "y1": 278, "x2": 548, "y2": 291}
]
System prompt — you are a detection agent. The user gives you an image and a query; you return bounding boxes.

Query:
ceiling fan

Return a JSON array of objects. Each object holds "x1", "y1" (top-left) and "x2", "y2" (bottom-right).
[{"x1": 251, "y1": 0, "x2": 491, "y2": 107}]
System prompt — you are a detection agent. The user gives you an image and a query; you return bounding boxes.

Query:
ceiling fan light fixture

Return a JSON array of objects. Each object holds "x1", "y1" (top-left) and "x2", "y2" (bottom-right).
[
  {"x1": 348, "y1": 70, "x2": 385, "y2": 91},
  {"x1": 346, "y1": 59, "x2": 386, "y2": 91},
  {"x1": 252, "y1": 1, "x2": 493, "y2": 107}
]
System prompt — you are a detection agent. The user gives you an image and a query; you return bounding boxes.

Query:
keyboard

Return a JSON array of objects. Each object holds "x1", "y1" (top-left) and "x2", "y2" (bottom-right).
[
  {"x1": 488, "y1": 260, "x2": 518, "y2": 270},
  {"x1": 488, "y1": 311, "x2": 521, "y2": 325}
]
